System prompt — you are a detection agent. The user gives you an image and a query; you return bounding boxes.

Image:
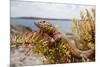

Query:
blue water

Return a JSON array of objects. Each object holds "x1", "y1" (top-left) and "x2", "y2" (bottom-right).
[{"x1": 11, "y1": 18, "x2": 74, "y2": 33}]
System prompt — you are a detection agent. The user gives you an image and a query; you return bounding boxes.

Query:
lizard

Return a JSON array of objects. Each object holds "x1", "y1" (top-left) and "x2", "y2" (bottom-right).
[{"x1": 34, "y1": 20, "x2": 95, "y2": 59}]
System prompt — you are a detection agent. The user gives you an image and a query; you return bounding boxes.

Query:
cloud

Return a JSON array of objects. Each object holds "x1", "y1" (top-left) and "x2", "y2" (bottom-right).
[{"x1": 11, "y1": 1, "x2": 95, "y2": 19}]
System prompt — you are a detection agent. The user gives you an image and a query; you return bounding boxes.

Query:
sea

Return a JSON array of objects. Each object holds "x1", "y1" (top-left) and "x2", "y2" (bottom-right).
[{"x1": 11, "y1": 18, "x2": 75, "y2": 33}]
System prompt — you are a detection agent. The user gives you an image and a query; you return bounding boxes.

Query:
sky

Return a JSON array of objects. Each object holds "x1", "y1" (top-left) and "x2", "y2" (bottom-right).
[{"x1": 11, "y1": 0, "x2": 95, "y2": 19}]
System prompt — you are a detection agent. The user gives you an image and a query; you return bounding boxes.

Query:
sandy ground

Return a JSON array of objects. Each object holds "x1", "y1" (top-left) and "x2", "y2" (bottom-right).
[{"x1": 10, "y1": 45, "x2": 45, "y2": 67}]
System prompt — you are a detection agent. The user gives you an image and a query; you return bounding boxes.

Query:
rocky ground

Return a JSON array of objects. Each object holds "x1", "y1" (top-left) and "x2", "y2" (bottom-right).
[{"x1": 10, "y1": 44, "x2": 46, "y2": 67}]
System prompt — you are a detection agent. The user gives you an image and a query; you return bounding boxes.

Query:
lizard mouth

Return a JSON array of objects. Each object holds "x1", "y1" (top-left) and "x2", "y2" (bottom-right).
[{"x1": 34, "y1": 21, "x2": 42, "y2": 28}]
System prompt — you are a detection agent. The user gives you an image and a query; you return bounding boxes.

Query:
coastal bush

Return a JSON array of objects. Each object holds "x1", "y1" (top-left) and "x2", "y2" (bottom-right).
[{"x1": 71, "y1": 8, "x2": 95, "y2": 50}]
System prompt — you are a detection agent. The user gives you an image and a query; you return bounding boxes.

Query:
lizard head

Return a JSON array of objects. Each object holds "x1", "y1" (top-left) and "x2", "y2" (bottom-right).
[{"x1": 34, "y1": 20, "x2": 57, "y2": 35}]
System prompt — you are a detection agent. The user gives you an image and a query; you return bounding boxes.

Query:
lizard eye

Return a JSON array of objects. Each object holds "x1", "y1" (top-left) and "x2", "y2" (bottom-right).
[{"x1": 42, "y1": 21, "x2": 45, "y2": 23}]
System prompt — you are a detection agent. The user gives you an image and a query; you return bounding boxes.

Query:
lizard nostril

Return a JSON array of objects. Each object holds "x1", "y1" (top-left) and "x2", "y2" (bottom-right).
[{"x1": 39, "y1": 22, "x2": 41, "y2": 23}]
